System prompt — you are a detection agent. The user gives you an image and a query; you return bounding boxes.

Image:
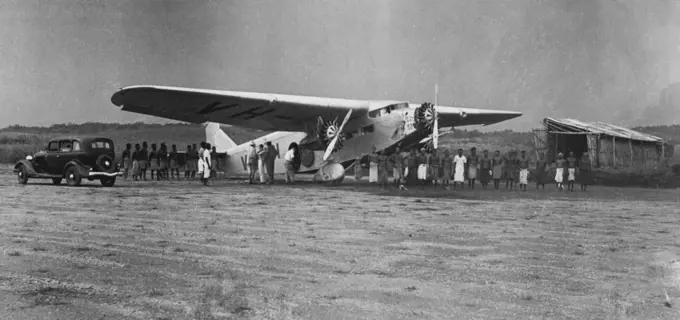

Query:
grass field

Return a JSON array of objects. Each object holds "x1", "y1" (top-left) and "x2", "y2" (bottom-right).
[{"x1": 1, "y1": 173, "x2": 679, "y2": 319}]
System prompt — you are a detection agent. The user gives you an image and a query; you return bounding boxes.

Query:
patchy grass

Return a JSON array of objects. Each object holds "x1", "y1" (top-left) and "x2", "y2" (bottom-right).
[{"x1": 0, "y1": 175, "x2": 679, "y2": 319}]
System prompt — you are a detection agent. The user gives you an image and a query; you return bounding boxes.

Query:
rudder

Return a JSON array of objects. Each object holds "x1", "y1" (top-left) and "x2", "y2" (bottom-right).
[{"x1": 205, "y1": 122, "x2": 237, "y2": 152}]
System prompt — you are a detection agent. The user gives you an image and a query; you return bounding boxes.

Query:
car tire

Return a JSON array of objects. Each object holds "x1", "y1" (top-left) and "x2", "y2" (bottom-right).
[
  {"x1": 17, "y1": 164, "x2": 29, "y2": 185},
  {"x1": 65, "y1": 166, "x2": 82, "y2": 186},
  {"x1": 52, "y1": 178, "x2": 62, "y2": 185},
  {"x1": 100, "y1": 177, "x2": 116, "y2": 187},
  {"x1": 95, "y1": 155, "x2": 116, "y2": 173}
]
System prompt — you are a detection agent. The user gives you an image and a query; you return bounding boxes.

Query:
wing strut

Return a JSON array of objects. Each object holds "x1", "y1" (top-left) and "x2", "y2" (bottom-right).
[{"x1": 323, "y1": 109, "x2": 353, "y2": 161}]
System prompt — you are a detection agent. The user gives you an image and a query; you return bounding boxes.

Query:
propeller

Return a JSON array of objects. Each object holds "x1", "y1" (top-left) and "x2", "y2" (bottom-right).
[
  {"x1": 323, "y1": 109, "x2": 353, "y2": 161},
  {"x1": 433, "y1": 83, "x2": 439, "y2": 150}
]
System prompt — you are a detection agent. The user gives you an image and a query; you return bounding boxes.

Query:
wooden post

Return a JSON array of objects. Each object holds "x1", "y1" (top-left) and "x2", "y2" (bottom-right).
[
  {"x1": 612, "y1": 136, "x2": 616, "y2": 168},
  {"x1": 629, "y1": 139, "x2": 633, "y2": 168}
]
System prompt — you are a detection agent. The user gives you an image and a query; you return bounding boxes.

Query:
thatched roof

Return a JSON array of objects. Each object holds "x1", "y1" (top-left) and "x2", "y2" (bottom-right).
[{"x1": 544, "y1": 118, "x2": 663, "y2": 143}]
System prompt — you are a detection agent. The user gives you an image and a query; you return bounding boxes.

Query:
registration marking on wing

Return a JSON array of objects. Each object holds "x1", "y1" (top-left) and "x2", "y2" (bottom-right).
[
  {"x1": 229, "y1": 106, "x2": 276, "y2": 120},
  {"x1": 197, "y1": 101, "x2": 240, "y2": 115}
]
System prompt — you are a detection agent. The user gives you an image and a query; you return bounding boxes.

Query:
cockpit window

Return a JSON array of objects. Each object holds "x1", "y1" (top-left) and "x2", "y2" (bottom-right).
[{"x1": 368, "y1": 103, "x2": 408, "y2": 118}]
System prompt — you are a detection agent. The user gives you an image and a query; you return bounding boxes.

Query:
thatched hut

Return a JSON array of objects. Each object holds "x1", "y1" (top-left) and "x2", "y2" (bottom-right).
[{"x1": 533, "y1": 118, "x2": 670, "y2": 172}]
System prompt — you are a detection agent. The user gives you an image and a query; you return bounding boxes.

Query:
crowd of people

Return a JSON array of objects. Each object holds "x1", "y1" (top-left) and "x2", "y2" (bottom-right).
[
  {"x1": 119, "y1": 141, "x2": 218, "y2": 185},
  {"x1": 118, "y1": 141, "x2": 594, "y2": 192},
  {"x1": 355, "y1": 146, "x2": 594, "y2": 192}
]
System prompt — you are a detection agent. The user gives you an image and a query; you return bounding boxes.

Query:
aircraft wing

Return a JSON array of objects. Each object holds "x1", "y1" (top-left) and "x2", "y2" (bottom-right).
[
  {"x1": 434, "y1": 105, "x2": 522, "y2": 127},
  {"x1": 110, "y1": 85, "x2": 373, "y2": 131}
]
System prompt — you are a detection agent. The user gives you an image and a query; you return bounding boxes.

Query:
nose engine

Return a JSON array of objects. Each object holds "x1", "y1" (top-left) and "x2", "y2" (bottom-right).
[{"x1": 414, "y1": 102, "x2": 439, "y2": 133}]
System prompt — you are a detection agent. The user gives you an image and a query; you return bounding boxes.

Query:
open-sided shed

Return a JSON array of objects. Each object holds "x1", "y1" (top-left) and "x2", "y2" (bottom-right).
[{"x1": 533, "y1": 118, "x2": 668, "y2": 171}]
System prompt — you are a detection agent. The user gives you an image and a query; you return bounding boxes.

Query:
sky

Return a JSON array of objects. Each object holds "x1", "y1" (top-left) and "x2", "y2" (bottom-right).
[{"x1": 1, "y1": 0, "x2": 680, "y2": 131}]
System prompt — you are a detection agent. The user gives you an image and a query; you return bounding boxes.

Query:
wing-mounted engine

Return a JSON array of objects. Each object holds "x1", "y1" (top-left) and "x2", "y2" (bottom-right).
[
  {"x1": 317, "y1": 116, "x2": 346, "y2": 153},
  {"x1": 414, "y1": 102, "x2": 439, "y2": 134}
]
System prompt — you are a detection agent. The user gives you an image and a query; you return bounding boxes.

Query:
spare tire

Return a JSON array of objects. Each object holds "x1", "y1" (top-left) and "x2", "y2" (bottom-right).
[{"x1": 95, "y1": 154, "x2": 116, "y2": 173}]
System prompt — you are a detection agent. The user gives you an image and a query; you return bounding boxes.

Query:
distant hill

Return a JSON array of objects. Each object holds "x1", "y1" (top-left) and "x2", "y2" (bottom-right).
[{"x1": 1, "y1": 122, "x2": 679, "y2": 164}]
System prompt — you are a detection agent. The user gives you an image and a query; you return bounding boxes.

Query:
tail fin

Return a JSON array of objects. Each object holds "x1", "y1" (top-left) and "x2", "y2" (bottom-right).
[{"x1": 205, "y1": 122, "x2": 237, "y2": 152}]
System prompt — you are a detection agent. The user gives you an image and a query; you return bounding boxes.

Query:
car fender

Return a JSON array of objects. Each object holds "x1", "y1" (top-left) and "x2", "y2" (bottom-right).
[
  {"x1": 63, "y1": 160, "x2": 91, "y2": 177},
  {"x1": 14, "y1": 160, "x2": 38, "y2": 176}
]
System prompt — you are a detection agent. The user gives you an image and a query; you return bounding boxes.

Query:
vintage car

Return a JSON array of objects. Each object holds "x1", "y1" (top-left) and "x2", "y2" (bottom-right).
[{"x1": 14, "y1": 136, "x2": 122, "y2": 187}]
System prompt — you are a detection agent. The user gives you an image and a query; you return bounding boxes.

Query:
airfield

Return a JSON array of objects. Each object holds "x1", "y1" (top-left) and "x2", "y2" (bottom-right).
[{"x1": 1, "y1": 170, "x2": 680, "y2": 320}]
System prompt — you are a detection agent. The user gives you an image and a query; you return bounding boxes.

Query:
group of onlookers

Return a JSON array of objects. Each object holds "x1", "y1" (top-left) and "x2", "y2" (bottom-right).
[
  {"x1": 120, "y1": 141, "x2": 218, "y2": 185},
  {"x1": 356, "y1": 146, "x2": 593, "y2": 192}
]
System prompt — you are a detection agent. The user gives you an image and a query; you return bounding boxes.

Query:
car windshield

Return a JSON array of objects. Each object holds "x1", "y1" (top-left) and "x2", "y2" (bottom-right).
[{"x1": 91, "y1": 140, "x2": 113, "y2": 150}]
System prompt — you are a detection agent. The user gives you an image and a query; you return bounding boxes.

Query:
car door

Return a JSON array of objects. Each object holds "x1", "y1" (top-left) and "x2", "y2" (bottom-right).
[
  {"x1": 36, "y1": 141, "x2": 59, "y2": 174},
  {"x1": 49, "y1": 140, "x2": 74, "y2": 174}
]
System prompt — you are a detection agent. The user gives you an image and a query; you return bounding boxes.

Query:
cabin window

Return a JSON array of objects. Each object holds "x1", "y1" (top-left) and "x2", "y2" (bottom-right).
[
  {"x1": 361, "y1": 125, "x2": 374, "y2": 135},
  {"x1": 92, "y1": 140, "x2": 113, "y2": 149},
  {"x1": 59, "y1": 140, "x2": 73, "y2": 152},
  {"x1": 368, "y1": 103, "x2": 408, "y2": 118},
  {"x1": 48, "y1": 141, "x2": 59, "y2": 152}
]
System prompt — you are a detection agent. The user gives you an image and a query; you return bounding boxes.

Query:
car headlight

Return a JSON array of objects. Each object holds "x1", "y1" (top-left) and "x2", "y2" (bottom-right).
[{"x1": 25, "y1": 156, "x2": 33, "y2": 161}]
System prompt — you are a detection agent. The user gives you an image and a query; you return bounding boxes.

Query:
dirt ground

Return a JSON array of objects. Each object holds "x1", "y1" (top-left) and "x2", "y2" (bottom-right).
[{"x1": 1, "y1": 172, "x2": 680, "y2": 320}]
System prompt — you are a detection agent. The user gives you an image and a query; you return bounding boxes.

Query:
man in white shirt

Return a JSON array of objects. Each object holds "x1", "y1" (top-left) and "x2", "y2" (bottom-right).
[
  {"x1": 284, "y1": 145, "x2": 296, "y2": 184},
  {"x1": 453, "y1": 148, "x2": 467, "y2": 190}
]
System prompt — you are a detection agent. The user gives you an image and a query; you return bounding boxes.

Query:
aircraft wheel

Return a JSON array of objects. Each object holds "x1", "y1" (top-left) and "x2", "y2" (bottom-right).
[
  {"x1": 65, "y1": 166, "x2": 82, "y2": 186},
  {"x1": 52, "y1": 178, "x2": 62, "y2": 185},
  {"x1": 17, "y1": 165, "x2": 28, "y2": 185}
]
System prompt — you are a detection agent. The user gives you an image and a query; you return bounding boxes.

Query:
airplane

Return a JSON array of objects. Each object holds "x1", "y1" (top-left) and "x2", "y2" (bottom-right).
[{"x1": 110, "y1": 85, "x2": 521, "y2": 182}]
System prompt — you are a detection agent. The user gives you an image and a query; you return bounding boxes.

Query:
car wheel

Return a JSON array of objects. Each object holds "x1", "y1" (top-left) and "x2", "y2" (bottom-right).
[
  {"x1": 100, "y1": 177, "x2": 116, "y2": 187},
  {"x1": 65, "y1": 166, "x2": 82, "y2": 186},
  {"x1": 95, "y1": 154, "x2": 116, "y2": 173},
  {"x1": 17, "y1": 165, "x2": 29, "y2": 185},
  {"x1": 52, "y1": 178, "x2": 62, "y2": 185}
]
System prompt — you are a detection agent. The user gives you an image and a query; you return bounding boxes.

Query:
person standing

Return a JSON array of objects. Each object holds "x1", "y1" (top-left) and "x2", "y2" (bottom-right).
[
  {"x1": 428, "y1": 148, "x2": 441, "y2": 188},
  {"x1": 247, "y1": 142, "x2": 258, "y2": 184},
  {"x1": 504, "y1": 151, "x2": 517, "y2": 190},
  {"x1": 265, "y1": 141, "x2": 276, "y2": 184},
  {"x1": 132, "y1": 143, "x2": 141, "y2": 181},
  {"x1": 121, "y1": 143, "x2": 132, "y2": 180},
  {"x1": 197, "y1": 142, "x2": 205, "y2": 181},
  {"x1": 210, "y1": 146, "x2": 218, "y2": 179},
  {"x1": 534, "y1": 152, "x2": 548, "y2": 191},
  {"x1": 492, "y1": 150, "x2": 503, "y2": 190},
  {"x1": 555, "y1": 153, "x2": 566, "y2": 190},
  {"x1": 390, "y1": 147, "x2": 404, "y2": 187},
  {"x1": 158, "y1": 143, "x2": 169, "y2": 180},
  {"x1": 184, "y1": 145, "x2": 193, "y2": 179},
  {"x1": 566, "y1": 151, "x2": 578, "y2": 192},
  {"x1": 139, "y1": 142, "x2": 149, "y2": 180},
  {"x1": 257, "y1": 144, "x2": 267, "y2": 184},
  {"x1": 200, "y1": 142, "x2": 212, "y2": 186},
  {"x1": 467, "y1": 147, "x2": 479, "y2": 189},
  {"x1": 377, "y1": 150, "x2": 389, "y2": 190},
  {"x1": 284, "y1": 143, "x2": 296, "y2": 184},
  {"x1": 518, "y1": 150, "x2": 530, "y2": 192},
  {"x1": 190, "y1": 143, "x2": 199, "y2": 179},
  {"x1": 452, "y1": 148, "x2": 467, "y2": 190},
  {"x1": 479, "y1": 150, "x2": 492, "y2": 189},
  {"x1": 148, "y1": 143, "x2": 159, "y2": 181},
  {"x1": 369, "y1": 146, "x2": 379, "y2": 184},
  {"x1": 169, "y1": 144, "x2": 180, "y2": 180},
  {"x1": 579, "y1": 152, "x2": 593, "y2": 191},
  {"x1": 406, "y1": 148, "x2": 418, "y2": 186},
  {"x1": 440, "y1": 149, "x2": 453, "y2": 189},
  {"x1": 416, "y1": 148, "x2": 428, "y2": 189},
  {"x1": 353, "y1": 154, "x2": 364, "y2": 185}
]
